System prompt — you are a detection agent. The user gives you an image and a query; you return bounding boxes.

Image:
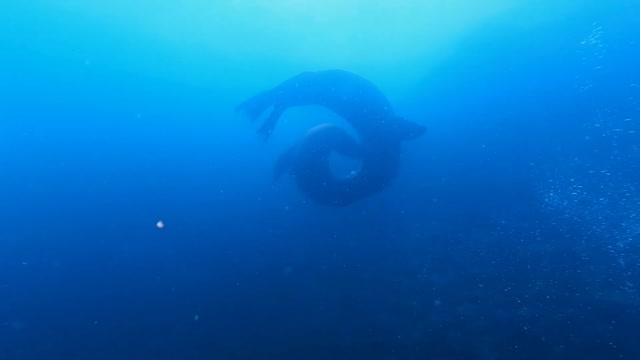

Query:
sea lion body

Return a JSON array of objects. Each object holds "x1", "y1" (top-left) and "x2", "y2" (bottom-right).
[{"x1": 236, "y1": 69, "x2": 426, "y2": 206}]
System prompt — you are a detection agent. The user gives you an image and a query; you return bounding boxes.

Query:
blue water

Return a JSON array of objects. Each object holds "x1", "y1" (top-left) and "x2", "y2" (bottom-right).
[{"x1": 1, "y1": 1, "x2": 639, "y2": 359}]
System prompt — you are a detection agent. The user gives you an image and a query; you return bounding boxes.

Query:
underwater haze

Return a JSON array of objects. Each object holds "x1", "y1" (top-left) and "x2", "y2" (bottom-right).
[{"x1": 2, "y1": 1, "x2": 640, "y2": 359}]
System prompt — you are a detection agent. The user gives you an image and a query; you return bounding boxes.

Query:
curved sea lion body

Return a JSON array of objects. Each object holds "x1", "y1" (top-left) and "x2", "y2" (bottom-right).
[
  {"x1": 274, "y1": 124, "x2": 401, "y2": 206},
  {"x1": 236, "y1": 69, "x2": 426, "y2": 206},
  {"x1": 236, "y1": 69, "x2": 426, "y2": 145}
]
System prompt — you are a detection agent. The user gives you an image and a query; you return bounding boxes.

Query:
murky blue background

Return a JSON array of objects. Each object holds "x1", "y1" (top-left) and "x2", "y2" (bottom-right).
[{"x1": 1, "y1": 1, "x2": 639, "y2": 358}]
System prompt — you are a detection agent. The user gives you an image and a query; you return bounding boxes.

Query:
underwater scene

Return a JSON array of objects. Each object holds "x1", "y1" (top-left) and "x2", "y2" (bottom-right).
[{"x1": 1, "y1": 1, "x2": 640, "y2": 359}]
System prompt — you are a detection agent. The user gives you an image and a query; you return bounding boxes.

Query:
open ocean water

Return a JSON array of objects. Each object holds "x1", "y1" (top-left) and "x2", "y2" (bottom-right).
[{"x1": 1, "y1": 1, "x2": 640, "y2": 359}]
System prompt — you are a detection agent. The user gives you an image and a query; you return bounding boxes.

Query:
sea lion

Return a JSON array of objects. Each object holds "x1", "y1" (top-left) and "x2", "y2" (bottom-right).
[
  {"x1": 235, "y1": 69, "x2": 426, "y2": 145},
  {"x1": 274, "y1": 124, "x2": 402, "y2": 206},
  {"x1": 236, "y1": 69, "x2": 426, "y2": 206}
]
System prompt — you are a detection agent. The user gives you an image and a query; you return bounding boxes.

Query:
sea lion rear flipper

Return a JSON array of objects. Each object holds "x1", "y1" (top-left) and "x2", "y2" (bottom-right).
[
  {"x1": 236, "y1": 90, "x2": 275, "y2": 122},
  {"x1": 257, "y1": 105, "x2": 284, "y2": 141}
]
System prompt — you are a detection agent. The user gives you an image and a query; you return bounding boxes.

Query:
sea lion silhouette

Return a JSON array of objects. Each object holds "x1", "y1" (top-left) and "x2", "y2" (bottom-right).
[
  {"x1": 273, "y1": 123, "x2": 403, "y2": 206},
  {"x1": 236, "y1": 69, "x2": 426, "y2": 206},
  {"x1": 236, "y1": 69, "x2": 426, "y2": 145}
]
